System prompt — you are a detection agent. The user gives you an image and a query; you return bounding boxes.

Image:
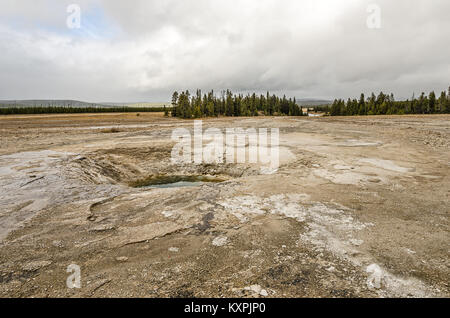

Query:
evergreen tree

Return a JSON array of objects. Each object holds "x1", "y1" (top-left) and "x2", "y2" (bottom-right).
[
  {"x1": 367, "y1": 93, "x2": 376, "y2": 115},
  {"x1": 171, "y1": 91, "x2": 179, "y2": 117},
  {"x1": 416, "y1": 93, "x2": 425, "y2": 114},
  {"x1": 428, "y1": 91, "x2": 436, "y2": 114},
  {"x1": 358, "y1": 93, "x2": 366, "y2": 115},
  {"x1": 169, "y1": 86, "x2": 450, "y2": 118},
  {"x1": 330, "y1": 99, "x2": 340, "y2": 116}
]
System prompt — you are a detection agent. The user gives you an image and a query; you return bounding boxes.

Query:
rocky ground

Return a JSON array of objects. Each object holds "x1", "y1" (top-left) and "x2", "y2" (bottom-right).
[{"x1": 0, "y1": 113, "x2": 448, "y2": 298}]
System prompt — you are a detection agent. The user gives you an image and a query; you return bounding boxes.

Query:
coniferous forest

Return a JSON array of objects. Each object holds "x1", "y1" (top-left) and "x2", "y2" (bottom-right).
[
  {"x1": 329, "y1": 89, "x2": 450, "y2": 116},
  {"x1": 171, "y1": 90, "x2": 302, "y2": 118},
  {"x1": 0, "y1": 106, "x2": 168, "y2": 115},
  {"x1": 171, "y1": 88, "x2": 450, "y2": 118}
]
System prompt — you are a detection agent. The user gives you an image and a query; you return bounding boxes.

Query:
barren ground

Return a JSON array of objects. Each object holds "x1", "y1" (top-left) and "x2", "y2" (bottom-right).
[{"x1": 0, "y1": 113, "x2": 448, "y2": 298}]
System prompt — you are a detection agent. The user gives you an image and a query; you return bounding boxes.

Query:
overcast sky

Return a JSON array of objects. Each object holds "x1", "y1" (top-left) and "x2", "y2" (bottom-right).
[{"x1": 0, "y1": 0, "x2": 449, "y2": 102}]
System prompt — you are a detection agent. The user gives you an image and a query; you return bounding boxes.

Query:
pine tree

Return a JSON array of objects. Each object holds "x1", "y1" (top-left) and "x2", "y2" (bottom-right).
[
  {"x1": 367, "y1": 93, "x2": 376, "y2": 115},
  {"x1": 331, "y1": 99, "x2": 340, "y2": 116},
  {"x1": 416, "y1": 93, "x2": 425, "y2": 114},
  {"x1": 428, "y1": 91, "x2": 436, "y2": 114},
  {"x1": 171, "y1": 91, "x2": 179, "y2": 117},
  {"x1": 358, "y1": 93, "x2": 366, "y2": 115},
  {"x1": 226, "y1": 90, "x2": 233, "y2": 116}
]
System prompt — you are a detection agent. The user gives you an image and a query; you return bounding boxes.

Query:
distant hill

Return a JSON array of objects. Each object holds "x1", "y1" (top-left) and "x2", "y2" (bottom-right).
[
  {"x1": 0, "y1": 100, "x2": 169, "y2": 108},
  {"x1": 102, "y1": 102, "x2": 170, "y2": 108},
  {"x1": 296, "y1": 98, "x2": 332, "y2": 106},
  {"x1": 0, "y1": 100, "x2": 113, "y2": 108},
  {"x1": 0, "y1": 98, "x2": 326, "y2": 108}
]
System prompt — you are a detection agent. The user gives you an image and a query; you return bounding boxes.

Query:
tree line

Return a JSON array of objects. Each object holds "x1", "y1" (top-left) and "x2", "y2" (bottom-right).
[
  {"x1": 171, "y1": 90, "x2": 303, "y2": 118},
  {"x1": 0, "y1": 106, "x2": 169, "y2": 115},
  {"x1": 330, "y1": 88, "x2": 450, "y2": 116}
]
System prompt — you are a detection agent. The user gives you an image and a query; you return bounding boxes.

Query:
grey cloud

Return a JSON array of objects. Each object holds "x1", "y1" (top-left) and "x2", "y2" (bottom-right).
[{"x1": 0, "y1": 0, "x2": 449, "y2": 102}]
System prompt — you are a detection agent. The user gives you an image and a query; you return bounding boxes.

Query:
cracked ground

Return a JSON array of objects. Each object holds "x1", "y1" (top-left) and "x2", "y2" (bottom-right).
[{"x1": 0, "y1": 113, "x2": 449, "y2": 297}]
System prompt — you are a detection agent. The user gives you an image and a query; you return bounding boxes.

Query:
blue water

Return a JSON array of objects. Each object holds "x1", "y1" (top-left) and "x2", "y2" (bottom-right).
[{"x1": 144, "y1": 181, "x2": 205, "y2": 189}]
